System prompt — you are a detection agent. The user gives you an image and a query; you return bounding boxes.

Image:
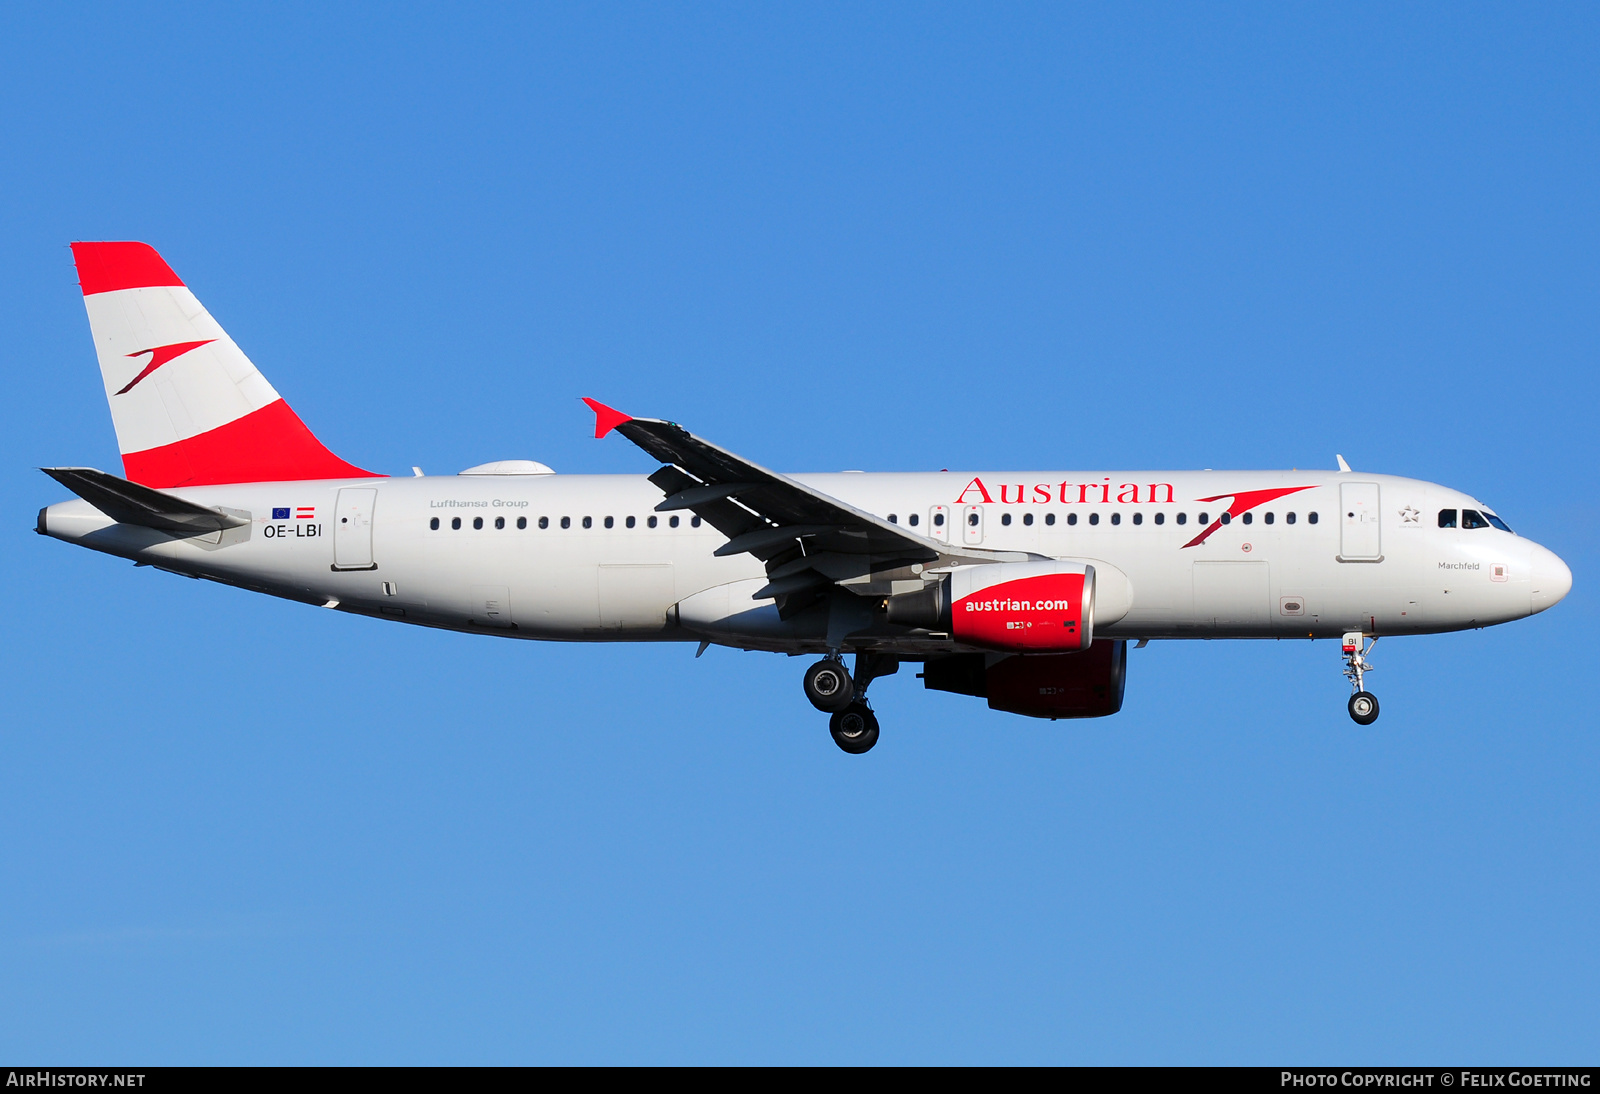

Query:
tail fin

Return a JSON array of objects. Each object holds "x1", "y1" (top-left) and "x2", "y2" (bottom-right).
[{"x1": 70, "y1": 242, "x2": 380, "y2": 488}]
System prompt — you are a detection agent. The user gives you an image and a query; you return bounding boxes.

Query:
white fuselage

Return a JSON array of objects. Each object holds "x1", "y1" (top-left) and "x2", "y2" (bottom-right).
[{"x1": 40, "y1": 468, "x2": 1569, "y2": 653}]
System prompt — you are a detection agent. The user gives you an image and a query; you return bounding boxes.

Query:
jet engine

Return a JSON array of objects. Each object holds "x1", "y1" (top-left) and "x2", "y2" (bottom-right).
[
  {"x1": 886, "y1": 561, "x2": 1096, "y2": 652},
  {"x1": 920, "y1": 639, "x2": 1128, "y2": 719}
]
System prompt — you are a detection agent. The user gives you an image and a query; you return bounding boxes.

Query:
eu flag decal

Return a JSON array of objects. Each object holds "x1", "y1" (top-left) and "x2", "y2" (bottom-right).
[{"x1": 272, "y1": 507, "x2": 290, "y2": 520}]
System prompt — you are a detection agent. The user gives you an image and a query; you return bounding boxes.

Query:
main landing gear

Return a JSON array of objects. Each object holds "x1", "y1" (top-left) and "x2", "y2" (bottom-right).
[
  {"x1": 1342, "y1": 631, "x2": 1380, "y2": 726},
  {"x1": 804, "y1": 653, "x2": 897, "y2": 754}
]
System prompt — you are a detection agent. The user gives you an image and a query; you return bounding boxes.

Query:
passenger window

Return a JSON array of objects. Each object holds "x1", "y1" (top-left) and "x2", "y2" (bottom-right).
[
  {"x1": 1485, "y1": 513, "x2": 1512, "y2": 532},
  {"x1": 1045, "y1": 513, "x2": 1056, "y2": 526},
  {"x1": 1221, "y1": 513, "x2": 1231, "y2": 525},
  {"x1": 1001, "y1": 513, "x2": 1012, "y2": 526},
  {"x1": 670, "y1": 516, "x2": 680, "y2": 528},
  {"x1": 648, "y1": 515, "x2": 658, "y2": 528},
  {"x1": 1264, "y1": 512, "x2": 1274, "y2": 525},
  {"x1": 888, "y1": 513, "x2": 897, "y2": 524},
  {"x1": 604, "y1": 516, "x2": 614, "y2": 529},
  {"x1": 909, "y1": 513, "x2": 920, "y2": 527},
  {"x1": 539, "y1": 516, "x2": 549, "y2": 529},
  {"x1": 626, "y1": 515, "x2": 636, "y2": 528},
  {"x1": 1132, "y1": 512, "x2": 1143, "y2": 526},
  {"x1": 1462, "y1": 509, "x2": 1489, "y2": 530},
  {"x1": 1197, "y1": 512, "x2": 1209, "y2": 524},
  {"x1": 1241, "y1": 512, "x2": 1251, "y2": 525},
  {"x1": 451, "y1": 517, "x2": 461, "y2": 530},
  {"x1": 1067, "y1": 513, "x2": 1078, "y2": 526},
  {"x1": 934, "y1": 513, "x2": 945, "y2": 527},
  {"x1": 1438, "y1": 509, "x2": 1458, "y2": 528},
  {"x1": 582, "y1": 516, "x2": 592, "y2": 529},
  {"x1": 1023, "y1": 513, "x2": 1034, "y2": 526},
  {"x1": 1308, "y1": 512, "x2": 1318, "y2": 524},
  {"x1": 495, "y1": 516, "x2": 505, "y2": 530},
  {"x1": 1286, "y1": 512, "x2": 1296, "y2": 525},
  {"x1": 968, "y1": 512, "x2": 979, "y2": 526},
  {"x1": 560, "y1": 517, "x2": 571, "y2": 529},
  {"x1": 473, "y1": 517, "x2": 483, "y2": 530},
  {"x1": 691, "y1": 516, "x2": 702, "y2": 527},
  {"x1": 430, "y1": 517, "x2": 439, "y2": 530},
  {"x1": 1176, "y1": 513, "x2": 1187, "y2": 525},
  {"x1": 1154, "y1": 512, "x2": 1165, "y2": 525},
  {"x1": 1089, "y1": 513, "x2": 1100, "y2": 526},
  {"x1": 1110, "y1": 513, "x2": 1120, "y2": 526},
  {"x1": 517, "y1": 516, "x2": 527, "y2": 529}
]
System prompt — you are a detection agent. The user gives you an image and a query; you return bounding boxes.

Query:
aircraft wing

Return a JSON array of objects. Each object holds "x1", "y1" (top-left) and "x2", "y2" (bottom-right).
[
  {"x1": 584, "y1": 399, "x2": 1016, "y2": 616},
  {"x1": 40, "y1": 466, "x2": 250, "y2": 537}
]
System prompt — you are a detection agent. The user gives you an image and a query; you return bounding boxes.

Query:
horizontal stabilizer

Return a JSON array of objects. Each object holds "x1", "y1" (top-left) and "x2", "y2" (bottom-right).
[{"x1": 40, "y1": 467, "x2": 250, "y2": 536}]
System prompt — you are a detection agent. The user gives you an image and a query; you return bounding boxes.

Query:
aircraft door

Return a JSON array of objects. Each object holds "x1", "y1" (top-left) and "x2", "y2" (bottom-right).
[
  {"x1": 929, "y1": 504, "x2": 950, "y2": 544},
  {"x1": 962, "y1": 504, "x2": 985, "y2": 545},
  {"x1": 1339, "y1": 482, "x2": 1382, "y2": 561},
  {"x1": 333, "y1": 487, "x2": 378, "y2": 570}
]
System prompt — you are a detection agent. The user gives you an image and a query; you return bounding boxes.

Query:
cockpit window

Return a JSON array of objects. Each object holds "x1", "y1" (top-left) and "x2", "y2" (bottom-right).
[
  {"x1": 1461, "y1": 509, "x2": 1490, "y2": 530},
  {"x1": 1437, "y1": 509, "x2": 1457, "y2": 528},
  {"x1": 1484, "y1": 512, "x2": 1513, "y2": 533}
]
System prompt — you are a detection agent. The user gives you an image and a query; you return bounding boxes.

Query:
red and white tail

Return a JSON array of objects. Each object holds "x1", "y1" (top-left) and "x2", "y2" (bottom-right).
[{"x1": 70, "y1": 242, "x2": 380, "y2": 488}]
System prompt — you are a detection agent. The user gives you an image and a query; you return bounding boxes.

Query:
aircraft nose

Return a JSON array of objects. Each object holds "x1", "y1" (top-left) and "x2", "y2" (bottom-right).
[{"x1": 1530, "y1": 543, "x2": 1572, "y2": 615}]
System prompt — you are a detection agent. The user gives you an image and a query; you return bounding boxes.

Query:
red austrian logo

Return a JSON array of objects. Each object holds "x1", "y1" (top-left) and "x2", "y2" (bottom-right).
[
  {"x1": 951, "y1": 476, "x2": 1315, "y2": 549},
  {"x1": 1182, "y1": 487, "x2": 1315, "y2": 547},
  {"x1": 114, "y1": 339, "x2": 216, "y2": 395}
]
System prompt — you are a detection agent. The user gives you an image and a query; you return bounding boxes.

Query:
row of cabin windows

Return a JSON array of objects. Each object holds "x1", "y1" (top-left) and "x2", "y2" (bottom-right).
[
  {"x1": 1439, "y1": 508, "x2": 1511, "y2": 532},
  {"x1": 430, "y1": 514, "x2": 704, "y2": 531},
  {"x1": 884, "y1": 510, "x2": 1319, "y2": 528},
  {"x1": 431, "y1": 507, "x2": 1505, "y2": 534}
]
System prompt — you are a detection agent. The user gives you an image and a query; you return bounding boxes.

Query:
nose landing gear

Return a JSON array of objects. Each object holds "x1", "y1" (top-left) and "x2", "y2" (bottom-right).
[
  {"x1": 1342, "y1": 631, "x2": 1380, "y2": 725},
  {"x1": 804, "y1": 653, "x2": 897, "y2": 753}
]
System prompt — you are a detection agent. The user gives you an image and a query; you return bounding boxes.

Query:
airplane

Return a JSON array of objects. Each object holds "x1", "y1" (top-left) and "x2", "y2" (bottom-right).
[{"x1": 37, "y1": 242, "x2": 1573, "y2": 753}]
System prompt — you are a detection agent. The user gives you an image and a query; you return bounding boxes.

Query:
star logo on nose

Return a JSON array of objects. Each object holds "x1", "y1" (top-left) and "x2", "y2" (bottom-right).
[{"x1": 1399, "y1": 506, "x2": 1420, "y2": 523}]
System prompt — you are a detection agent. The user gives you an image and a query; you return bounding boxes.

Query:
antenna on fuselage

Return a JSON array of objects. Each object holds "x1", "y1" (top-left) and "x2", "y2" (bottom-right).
[{"x1": 1336, "y1": 454, "x2": 1352, "y2": 473}]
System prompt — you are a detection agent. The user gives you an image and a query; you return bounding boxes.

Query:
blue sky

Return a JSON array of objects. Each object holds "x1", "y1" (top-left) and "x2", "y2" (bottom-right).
[{"x1": 1, "y1": 3, "x2": 1595, "y2": 1063}]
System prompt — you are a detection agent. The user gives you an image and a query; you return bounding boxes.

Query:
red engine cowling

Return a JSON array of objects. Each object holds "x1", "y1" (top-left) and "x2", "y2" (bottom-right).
[
  {"x1": 949, "y1": 561, "x2": 1095, "y2": 652},
  {"x1": 921, "y1": 639, "x2": 1128, "y2": 719}
]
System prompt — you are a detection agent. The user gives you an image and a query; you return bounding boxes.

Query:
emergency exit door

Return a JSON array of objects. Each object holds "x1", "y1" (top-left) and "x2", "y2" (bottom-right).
[
  {"x1": 961, "y1": 504, "x2": 985, "y2": 545},
  {"x1": 333, "y1": 488, "x2": 378, "y2": 570},
  {"x1": 1339, "y1": 481, "x2": 1382, "y2": 562}
]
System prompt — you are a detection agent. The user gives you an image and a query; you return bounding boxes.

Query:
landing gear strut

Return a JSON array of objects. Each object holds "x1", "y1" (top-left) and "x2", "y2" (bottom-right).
[
  {"x1": 1342, "y1": 631, "x2": 1380, "y2": 725},
  {"x1": 806, "y1": 653, "x2": 898, "y2": 753}
]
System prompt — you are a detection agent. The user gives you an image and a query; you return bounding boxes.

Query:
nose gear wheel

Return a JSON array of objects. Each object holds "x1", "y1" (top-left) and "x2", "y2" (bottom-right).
[{"x1": 1348, "y1": 691, "x2": 1379, "y2": 725}]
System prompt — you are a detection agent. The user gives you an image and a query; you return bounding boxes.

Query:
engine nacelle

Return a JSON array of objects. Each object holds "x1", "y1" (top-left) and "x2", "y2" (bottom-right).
[
  {"x1": 921, "y1": 640, "x2": 1128, "y2": 719},
  {"x1": 887, "y1": 561, "x2": 1095, "y2": 653}
]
